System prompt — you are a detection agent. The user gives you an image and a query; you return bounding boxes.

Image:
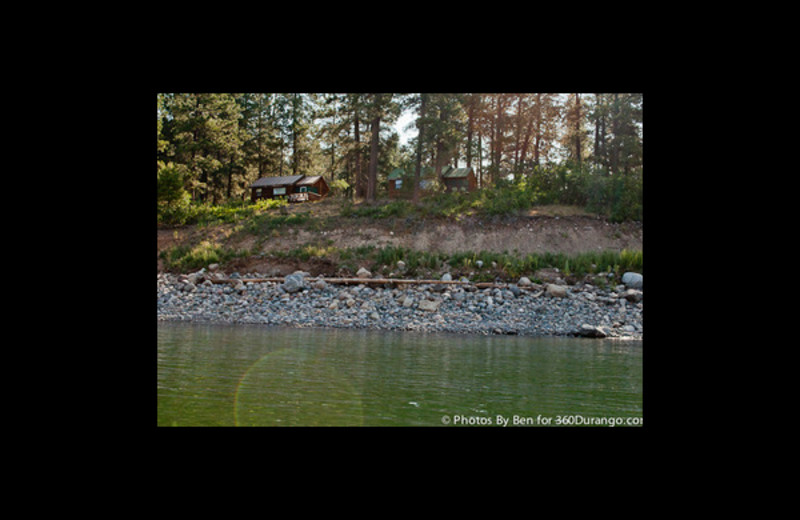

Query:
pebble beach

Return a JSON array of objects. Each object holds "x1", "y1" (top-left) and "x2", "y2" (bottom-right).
[{"x1": 157, "y1": 268, "x2": 643, "y2": 339}]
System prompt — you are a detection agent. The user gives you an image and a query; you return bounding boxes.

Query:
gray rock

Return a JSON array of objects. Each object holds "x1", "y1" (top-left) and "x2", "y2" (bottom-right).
[
  {"x1": 546, "y1": 284, "x2": 567, "y2": 298},
  {"x1": 418, "y1": 299, "x2": 441, "y2": 312},
  {"x1": 356, "y1": 267, "x2": 372, "y2": 278},
  {"x1": 397, "y1": 260, "x2": 406, "y2": 271},
  {"x1": 518, "y1": 277, "x2": 532, "y2": 287},
  {"x1": 157, "y1": 264, "x2": 643, "y2": 339},
  {"x1": 312, "y1": 279, "x2": 327, "y2": 291},
  {"x1": 622, "y1": 272, "x2": 643, "y2": 289},
  {"x1": 623, "y1": 288, "x2": 643, "y2": 303},
  {"x1": 441, "y1": 272, "x2": 452, "y2": 282},
  {"x1": 578, "y1": 324, "x2": 607, "y2": 338},
  {"x1": 282, "y1": 273, "x2": 305, "y2": 293},
  {"x1": 475, "y1": 260, "x2": 484, "y2": 268}
]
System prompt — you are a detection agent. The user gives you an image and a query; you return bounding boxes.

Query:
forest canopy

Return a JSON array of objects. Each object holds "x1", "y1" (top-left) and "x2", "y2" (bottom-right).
[{"x1": 157, "y1": 93, "x2": 643, "y2": 221}]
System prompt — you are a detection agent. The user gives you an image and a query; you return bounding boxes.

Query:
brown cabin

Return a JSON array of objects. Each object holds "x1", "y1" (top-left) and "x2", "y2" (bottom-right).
[
  {"x1": 250, "y1": 175, "x2": 329, "y2": 203},
  {"x1": 441, "y1": 167, "x2": 477, "y2": 193},
  {"x1": 386, "y1": 167, "x2": 438, "y2": 199}
]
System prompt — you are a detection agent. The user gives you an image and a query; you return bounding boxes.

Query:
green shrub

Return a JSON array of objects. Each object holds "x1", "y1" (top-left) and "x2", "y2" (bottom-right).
[
  {"x1": 347, "y1": 200, "x2": 413, "y2": 219},
  {"x1": 158, "y1": 198, "x2": 288, "y2": 227},
  {"x1": 161, "y1": 241, "x2": 244, "y2": 271}
]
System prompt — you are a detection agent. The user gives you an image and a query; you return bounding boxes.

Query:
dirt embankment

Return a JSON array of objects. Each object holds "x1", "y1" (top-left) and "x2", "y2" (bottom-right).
[{"x1": 157, "y1": 205, "x2": 641, "y2": 276}]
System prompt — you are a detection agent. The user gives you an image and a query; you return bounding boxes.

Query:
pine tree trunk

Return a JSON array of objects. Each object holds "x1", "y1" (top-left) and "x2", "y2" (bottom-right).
[
  {"x1": 466, "y1": 97, "x2": 474, "y2": 169},
  {"x1": 354, "y1": 115, "x2": 362, "y2": 198},
  {"x1": 574, "y1": 93, "x2": 582, "y2": 167},
  {"x1": 413, "y1": 94, "x2": 427, "y2": 204},
  {"x1": 367, "y1": 115, "x2": 380, "y2": 203}
]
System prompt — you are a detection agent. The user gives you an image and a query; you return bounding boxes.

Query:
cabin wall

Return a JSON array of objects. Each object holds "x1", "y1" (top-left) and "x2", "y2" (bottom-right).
[
  {"x1": 252, "y1": 185, "x2": 295, "y2": 202},
  {"x1": 468, "y1": 172, "x2": 477, "y2": 191},
  {"x1": 387, "y1": 179, "x2": 402, "y2": 199},
  {"x1": 306, "y1": 179, "x2": 329, "y2": 197},
  {"x1": 443, "y1": 173, "x2": 477, "y2": 193},
  {"x1": 251, "y1": 178, "x2": 329, "y2": 203}
]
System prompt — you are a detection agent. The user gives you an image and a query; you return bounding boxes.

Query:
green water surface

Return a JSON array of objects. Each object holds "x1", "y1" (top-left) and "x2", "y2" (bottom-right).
[{"x1": 157, "y1": 322, "x2": 642, "y2": 427}]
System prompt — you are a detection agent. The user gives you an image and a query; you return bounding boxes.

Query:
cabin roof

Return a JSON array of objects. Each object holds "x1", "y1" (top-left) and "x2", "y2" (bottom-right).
[
  {"x1": 442, "y1": 167, "x2": 473, "y2": 179},
  {"x1": 386, "y1": 168, "x2": 405, "y2": 180},
  {"x1": 295, "y1": 175, "x2": 324, "y2": 186},
  {"x1": 386, "y1": 166, "x2": 442, "y2": 181},
  {"x1": 251, "y1": 175, "x2": 304, "y2": 188}
]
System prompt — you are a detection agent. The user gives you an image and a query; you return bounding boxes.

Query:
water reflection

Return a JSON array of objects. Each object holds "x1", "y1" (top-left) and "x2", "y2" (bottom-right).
[{"x1": 158, "y1": 323, "x2": 642, "y2": 427}]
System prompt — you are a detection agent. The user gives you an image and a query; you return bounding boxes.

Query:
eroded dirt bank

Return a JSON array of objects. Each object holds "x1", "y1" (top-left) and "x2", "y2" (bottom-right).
[{"x1": 158, "y1": 211, "x2": 641, "y2": 276}]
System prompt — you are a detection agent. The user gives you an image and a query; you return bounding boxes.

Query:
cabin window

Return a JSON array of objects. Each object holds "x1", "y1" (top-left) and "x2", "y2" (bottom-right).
[
  {"x1": 395, "y1": 179, "x2": 402, "y2": 189},
  {"x1": 273, "y1": 187, "x2": 286, "y2": 196},
  {"x1": 255, "y1": 188, "x2": 262, "y2": 197},
  {"x1": 299, "y1": 186, "x2": 308, "y2": 193}
]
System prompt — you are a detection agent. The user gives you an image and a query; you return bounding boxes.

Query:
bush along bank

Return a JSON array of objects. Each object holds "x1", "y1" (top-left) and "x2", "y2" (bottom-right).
[
  {"x1": 157, "y1": 267, "x2": 643, "y2": 339},
  {"x1": 161, "y1": 243, "x2": 642, "y2": 285}
]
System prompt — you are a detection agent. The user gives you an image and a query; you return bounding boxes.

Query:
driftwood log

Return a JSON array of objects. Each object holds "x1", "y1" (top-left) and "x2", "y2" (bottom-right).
[{"x1": 208, "y1": 276, "x2": 532, "y2": 290}]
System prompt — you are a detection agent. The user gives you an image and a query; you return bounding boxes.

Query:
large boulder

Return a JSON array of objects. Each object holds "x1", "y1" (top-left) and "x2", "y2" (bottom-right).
[
  {"x1": 623, "y1": 288, "x2": 643, "y2": 303},
  {"x1": 282, "y1": 273, "x2": 305, "y2": 293},
  {"x1": 546, "y1": 283, "x2": 568, "y2": 298},
  {"x1": 577, "y1": 324, "x2": 607, "y2": 338},
  {"x1": 622, "y1": 272, "x2": 643, "y2": 289},
  {"x1": 356, "y1": 267, "x2": 372, "y2": 278},
  {"x1": 418, "y1": 299, "x2": 441, "y2": 312}
]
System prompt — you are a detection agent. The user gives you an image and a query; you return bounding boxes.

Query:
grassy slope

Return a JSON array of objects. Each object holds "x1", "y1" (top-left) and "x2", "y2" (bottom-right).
[{"x1": 158, "y1": 197, "x2": 642, "y2": 283}]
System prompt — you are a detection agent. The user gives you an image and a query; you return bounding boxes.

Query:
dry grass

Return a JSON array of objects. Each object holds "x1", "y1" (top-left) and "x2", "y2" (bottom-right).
[{"x1": 524, "y1": 204, "x2": 598, "y2": 218}]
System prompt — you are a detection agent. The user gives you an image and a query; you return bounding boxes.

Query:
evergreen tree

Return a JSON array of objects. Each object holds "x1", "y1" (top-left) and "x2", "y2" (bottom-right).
[
  {"x1": 170, "y1": 93, "x2": 242, "y2": 203},
  {"x1": 237, "y1": 93, "x2": 283, "y2": 183},
  {"x1": 156, "y1": 92, "x2": 642, "y2": 219},
  {"x1": 413, "y1": 93, "x2": 428, "y2": 203},
  {"x1": 365, "y1": 93, "x2": 399, "y2": 203},
  {"x1": 561, "y1": 93, "x2": 590, "y2": 167}
]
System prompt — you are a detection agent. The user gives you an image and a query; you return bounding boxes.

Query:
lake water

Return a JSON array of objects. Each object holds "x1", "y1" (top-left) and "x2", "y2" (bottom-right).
[{"x1": 157, "y1": 322, "x2": 643, "y2": 427}]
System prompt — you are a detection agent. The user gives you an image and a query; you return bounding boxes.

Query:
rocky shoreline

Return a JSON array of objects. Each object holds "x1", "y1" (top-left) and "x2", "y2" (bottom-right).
[{"x1": 157, "y1": 266, "x2": 643, "y2": 339}]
